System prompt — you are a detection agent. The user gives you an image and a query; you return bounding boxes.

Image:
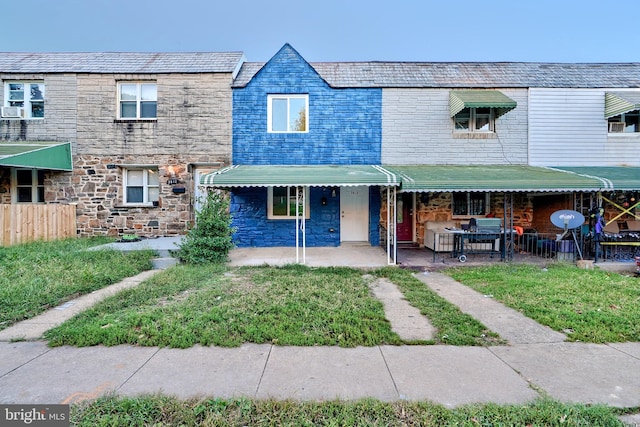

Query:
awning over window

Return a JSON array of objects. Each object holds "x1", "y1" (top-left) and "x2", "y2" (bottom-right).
[
  {"x1": 551, "y1": 166, "x2": 639, "y2": 191},
  {"x1": 449, "y1": 90, "x2": 517, "y2": 118},
  {"x1": 604, "y1": 92, "x2": 640, "y2": 118},
  {"x1": 200, "y1": 165, "x2": 400, "y2": 187},
  {"x1": 0, "y1": 142, "x2": 72, "y2": 171},
  {"x1": 386, "y1": 165, "x2": 606, "y2": 193}
]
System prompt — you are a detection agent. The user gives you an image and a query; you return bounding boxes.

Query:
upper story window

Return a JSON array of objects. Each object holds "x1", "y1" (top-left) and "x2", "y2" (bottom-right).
[
  {"x1": 12, "y1": 169, "x2": 45, "y2": 203},
  {"x1": 267, "y1": 94, "x2": 308, "y2": 132},
  {"x1": 267, "y1": 186, "x2": 310, "y2": 219},
  {"x1": 452, "y1": 192, "x2": 490, "y2": 217},
  {"x1": 2, "y1": 82, "x2": 45, "y2": 119},
  {"x1": 123, "y1": 168, "x2": 159, "y2": 205},
  {"x1": 608, "y1": 111, "x2": 639, "y2": 133},
  {"x1": 118, "y1": 82, "x2": 157, "y2": 120},
  {"x1": 454, "y1": 108, "x2": 495, "y2": 132}
]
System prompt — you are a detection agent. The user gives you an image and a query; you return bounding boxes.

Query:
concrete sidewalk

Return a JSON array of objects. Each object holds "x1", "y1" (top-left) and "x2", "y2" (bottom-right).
[{"x1": 1, "y1": 341, "x2": 639, "y2": 408}]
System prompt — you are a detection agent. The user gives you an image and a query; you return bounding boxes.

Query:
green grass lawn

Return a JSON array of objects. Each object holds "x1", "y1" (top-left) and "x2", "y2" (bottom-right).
[
  {"x1": 0, "y1": 238, "x2": 156, "y2": 330},
  {"x1": 445, "y1": 263, "x2": 640, "y2": 343},
  {"x1": 44, "y1": 264, "x2": 496, "y2": 348},
  {"x1": 71, "y1": 395, "x2": 627, "y2": 426}
]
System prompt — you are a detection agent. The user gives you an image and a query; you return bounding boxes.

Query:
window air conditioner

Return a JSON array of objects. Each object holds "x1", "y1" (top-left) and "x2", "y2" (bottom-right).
[
  {"x1": 1, "y1": 106, "x2": 24, "y2": 118},
  {"x1": 608, "y1": 122, "x2": 625, "y2": 133}
]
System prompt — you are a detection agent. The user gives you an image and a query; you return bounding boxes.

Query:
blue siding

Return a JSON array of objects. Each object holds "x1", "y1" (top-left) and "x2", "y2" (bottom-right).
[
  {"x1": 233, "y1": 45, "x2": 382, "y2": 165},
  {"x1": 230, "y1": 44, "x2": 383, "y2": 248}
]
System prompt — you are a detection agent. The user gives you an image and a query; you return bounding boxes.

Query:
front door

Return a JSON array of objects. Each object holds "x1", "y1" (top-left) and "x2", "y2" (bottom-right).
[
  {"x1": 340, "y1": 186, "x2": 369, "y2": 242},
  {"x1": 193, "y1": 167, "x2": 219, "y2": 217},
  {"x1": 397, "y1": 193, "x2": 414, "y2": 242}
]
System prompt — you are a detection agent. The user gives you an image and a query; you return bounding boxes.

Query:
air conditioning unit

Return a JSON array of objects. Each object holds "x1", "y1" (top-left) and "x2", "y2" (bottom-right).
[
  {"x1": 1, "y1": 106, "x2": 24, "y2": 118},
  {"x1": 608, "y1": 122, "x2": 625, "y2": 133}
]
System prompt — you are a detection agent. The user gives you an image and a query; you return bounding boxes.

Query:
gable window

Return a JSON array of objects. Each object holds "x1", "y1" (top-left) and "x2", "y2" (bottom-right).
[
  {"x1": 3, "y1": 82, "x2": 45, "y2": 119},
  {"x1": 452, "y1": 192, "x2": 489, "y2": 217},
  {"x1": 118, "y1": 82, "x2": 157, "y2": 119},
  {"x1": 268, "y1": 186, "x2": 310, "y2": 219},
  {"x1": 608, "y1": 111, "x2": 640, "y2": 133},
  {"x1": 454, "y1": 108, "x2": 494, "y2": 132},
  {"x1": 123, "y1": 168, "x2": 159, "y2": 205},
  {"x1": 267, "y1": 94, "x2": 308, "y2": 132},
  {"x1": 13, "y1": 169, "x2": 45, "y2": 203}
]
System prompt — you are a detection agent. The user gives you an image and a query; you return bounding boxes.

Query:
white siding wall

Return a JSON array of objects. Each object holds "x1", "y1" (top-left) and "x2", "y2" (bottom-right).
[
  {"x1": 529, "y1": 88, "x2": 640, "y2": 167},
  {"x1": 382, "y1": 88, "x2": 528, "y2": 165}
]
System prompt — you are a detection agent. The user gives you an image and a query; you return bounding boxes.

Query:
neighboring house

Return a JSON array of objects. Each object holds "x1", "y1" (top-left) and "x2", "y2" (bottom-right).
[
  {"x1": 202, "y1": 44, "x2": 640, "y2": 257},
  {"x1": 0, "y1": 52, "x2": 244, "y2": 240}
]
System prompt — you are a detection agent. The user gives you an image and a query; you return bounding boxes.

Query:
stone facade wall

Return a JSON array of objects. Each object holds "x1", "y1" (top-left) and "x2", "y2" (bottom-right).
[{"x1": 381, "y1": 191, "x2": 534, "y2": 246}]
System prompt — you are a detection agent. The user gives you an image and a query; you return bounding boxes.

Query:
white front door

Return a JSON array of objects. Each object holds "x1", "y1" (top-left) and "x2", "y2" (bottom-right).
[
  {"x1": 340, "y1": 186, "x2": 369, "y2": 242},
  {"x1": 193, "y1": 167, "x2": 218, "y2": 217}
]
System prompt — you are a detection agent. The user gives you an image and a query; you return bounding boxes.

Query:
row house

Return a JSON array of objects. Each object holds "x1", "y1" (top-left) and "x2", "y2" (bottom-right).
[
  {"x1": 201, "y1": 44, "x2": 640, "y2": 262},
  {"x1": 0, "y1": 52, "x2": 244, "y2": 240}
]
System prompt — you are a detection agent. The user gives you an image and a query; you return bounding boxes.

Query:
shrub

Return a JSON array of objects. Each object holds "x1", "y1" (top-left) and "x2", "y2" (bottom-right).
[{"x1": 178, "y1": 191, "x2": 235, "y2": 264}]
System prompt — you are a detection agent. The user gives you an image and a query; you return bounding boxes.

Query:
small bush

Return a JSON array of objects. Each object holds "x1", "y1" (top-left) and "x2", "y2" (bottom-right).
[{"x1": 178, "y1": 191, "x2": 235, "y2": 264}]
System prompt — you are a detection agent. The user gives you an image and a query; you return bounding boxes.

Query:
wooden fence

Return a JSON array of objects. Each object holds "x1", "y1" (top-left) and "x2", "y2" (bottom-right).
[{"x1": 0, "y1": 204, "x2": 76, "y2": 246}]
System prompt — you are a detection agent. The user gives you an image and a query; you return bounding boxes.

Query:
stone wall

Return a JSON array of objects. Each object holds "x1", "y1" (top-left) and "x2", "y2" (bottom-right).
[
  {"x1": 47, "y1": 154, "x2": 227, "y2": 238},
  {"x1": 381, "y1": 191, "x2": 534, "y2": 246}
]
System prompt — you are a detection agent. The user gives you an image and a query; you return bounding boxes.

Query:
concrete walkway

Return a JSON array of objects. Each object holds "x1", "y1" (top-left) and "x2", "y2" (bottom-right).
[{"x1": 1, "y1": 242, "x2": 640, "y2": 420}]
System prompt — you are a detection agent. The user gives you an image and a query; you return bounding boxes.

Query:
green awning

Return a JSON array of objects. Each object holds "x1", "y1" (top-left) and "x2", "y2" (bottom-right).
[
  {"x1": 604, "y1": 92, "x2": 640, "y2": 118},
  {"x1": 386, "y1": 165, "x2": 606, "y2": 192},
  {"x1": 449, "y1": 90, "x2": 517, "y2": 118},
  {"x1": 200, "y1": 165, "x2": 400, "y2": 187},
  {"x1": 551, "y1": 166, "x2": 639, "y2": 190},
  {"x1": 0, "y1": 142, "x2": 72, "y2": 171}
]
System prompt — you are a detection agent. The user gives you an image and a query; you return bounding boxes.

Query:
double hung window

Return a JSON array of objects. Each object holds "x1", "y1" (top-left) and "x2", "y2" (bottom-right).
[
  {"x1": 124, "y1": 168, "x2": 159, "y2": 205},
  {"x1": 13, "y1": 169, "x2": 45, "y2": 203},
  {"x1": 267, "y1": 94, "x2": 308, "y2": 132},
  {"x1": 453, "y1": 192, "x2": 490, "y2": 217},
  {"x1": 608, "y1": 111, "x2": 640, "y2": 133},
  {"x1": 118, "y1": 82, "x2": 157, "y2": 119},
  {"x1": 454, "y1": 108, "x2": 494, "y2": 132},
  {"x1": 268, "y1": 186, "x2": 310, "y2": 219},
  {"x1": 3, "y1": 82, "x2": 45, "y2": 118}
]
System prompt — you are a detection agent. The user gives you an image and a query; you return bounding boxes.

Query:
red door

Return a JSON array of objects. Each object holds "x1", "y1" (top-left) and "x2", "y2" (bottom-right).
[{"x1": 396, "y1": 193, "x2": 413, "y2": 242}]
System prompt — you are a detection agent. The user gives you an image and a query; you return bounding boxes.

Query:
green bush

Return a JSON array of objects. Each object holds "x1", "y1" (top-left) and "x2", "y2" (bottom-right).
[{"x1": 178, "y1": 191, "x2": 235, "y2": 264}]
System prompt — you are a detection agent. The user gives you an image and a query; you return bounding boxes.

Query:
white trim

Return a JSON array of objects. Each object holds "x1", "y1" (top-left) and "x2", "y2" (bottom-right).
[
  {"x1": 267, "y1": 94, "x2": 309, "y2": 133},
  {"x1": 117, "y1": 82, "x2": 157, "y2": 120},
  {"x1": 123, "y1": 167, "x2": 159, "y2": 205},
  {"x1": 267, "y1": 186, "x2": 311, "y2": 219}
]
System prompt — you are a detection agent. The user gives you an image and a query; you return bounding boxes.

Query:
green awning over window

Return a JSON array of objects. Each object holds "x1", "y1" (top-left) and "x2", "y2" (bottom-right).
[
  {"x1": 449, "y1": 90, "x2": 517, "y2": 118},
  {"x1": 604, "y1": 92, "x2": 640, "y2": 118},
  {"x1": 386, "y1": 165, "x2": 605, "y2": 193},
  {"x1": 551, "y1": 166, "x2": 639, "y2": 191},
  {"x1": 0, "y1": 142, "x2": 72, "y2": 171},
  {"x1": 200, "y1": 165, "x2": 400, "y2": 187}
]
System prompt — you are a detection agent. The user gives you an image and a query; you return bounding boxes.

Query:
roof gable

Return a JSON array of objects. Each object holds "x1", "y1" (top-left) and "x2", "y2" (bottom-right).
[{"x1": 234, "y1": 43, "x2": 329, "y2": 88}]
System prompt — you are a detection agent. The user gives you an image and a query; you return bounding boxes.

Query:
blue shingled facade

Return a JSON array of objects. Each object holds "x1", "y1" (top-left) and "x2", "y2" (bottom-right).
[{"x1": 230, "y1": 44, "x2": 383, "y2": 247}]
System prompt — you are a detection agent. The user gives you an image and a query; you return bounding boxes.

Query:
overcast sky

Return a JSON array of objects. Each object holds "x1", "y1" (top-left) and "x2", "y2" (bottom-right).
[{"x1": 4, "y1": 0, "x2": 639, "y2": 63}]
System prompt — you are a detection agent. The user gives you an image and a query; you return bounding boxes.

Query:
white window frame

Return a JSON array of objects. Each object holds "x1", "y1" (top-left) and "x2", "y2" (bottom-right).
[
  {"x1": 452, "y1": 192, "x2": 490, "y2": 218},
  {"x1": 3, "y1": 81, "x2": 45, "y2": 119},
  {"x1": 453, "y1": 107, "x2": 495, "y2": 133},
  {"x1": 117, "y1": 82, "x2": 157, "y2": 120},
  {"x1": 267, "y1": 186, "x2": 310, "y2": 219},
  {"x1": 123, "y1": 167, "x2": 159, "y2": 206},
  {"x1": 267, "y1": 94, "x2": 309, "y2": 133},
  {"x1": 12, "y1": 168, "x2": 45, "y2": 203}
]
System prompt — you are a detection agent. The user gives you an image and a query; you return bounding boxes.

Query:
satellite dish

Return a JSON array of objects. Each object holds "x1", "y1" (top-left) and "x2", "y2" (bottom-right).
[{"x1": 550, "y1": 210, "x2": 585, "y2": 230}]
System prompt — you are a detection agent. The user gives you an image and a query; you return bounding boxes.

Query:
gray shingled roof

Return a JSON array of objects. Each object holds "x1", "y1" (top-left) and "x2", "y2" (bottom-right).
[
  {"x1": 0, "y1": 52, "x2": 245, "y2": 73},
  {"x1": 233, "y1": 61, "x2": 640, "y2": 89}
]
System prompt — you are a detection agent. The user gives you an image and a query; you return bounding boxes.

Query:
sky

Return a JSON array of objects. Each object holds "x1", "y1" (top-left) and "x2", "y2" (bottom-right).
[{"x1": 3, "y1": 0, "x2": 640, "y2": 63}]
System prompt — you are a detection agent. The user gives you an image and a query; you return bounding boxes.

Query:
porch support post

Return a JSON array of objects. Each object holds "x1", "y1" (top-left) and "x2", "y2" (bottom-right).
[
  {"x1": 295, "y1": 186, "x2": 306, "y2": 264},
  {"x1": 386, "y1": 186, "x2": 396, "y2": 265}
]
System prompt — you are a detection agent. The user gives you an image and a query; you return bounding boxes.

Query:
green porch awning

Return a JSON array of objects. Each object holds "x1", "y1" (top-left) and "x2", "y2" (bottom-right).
[
  {"x1": 604, "y1": 92, "x2": 640, "y2": 118},
  {"x1": 200, "y1": 165, "x2": 400, "y2": 187},
  {"x1": 386, "y1": 165, "x2": 606, "y2": 193},
  {"x1": 551, "y1": 166, "x2": 639, "y2": 191},
  {"x1": 449, "y1": 90, "x2": 517, "y2": 118},
  {"x1": 0, "y1": 142, "x2": 72, "y2": 171}
]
